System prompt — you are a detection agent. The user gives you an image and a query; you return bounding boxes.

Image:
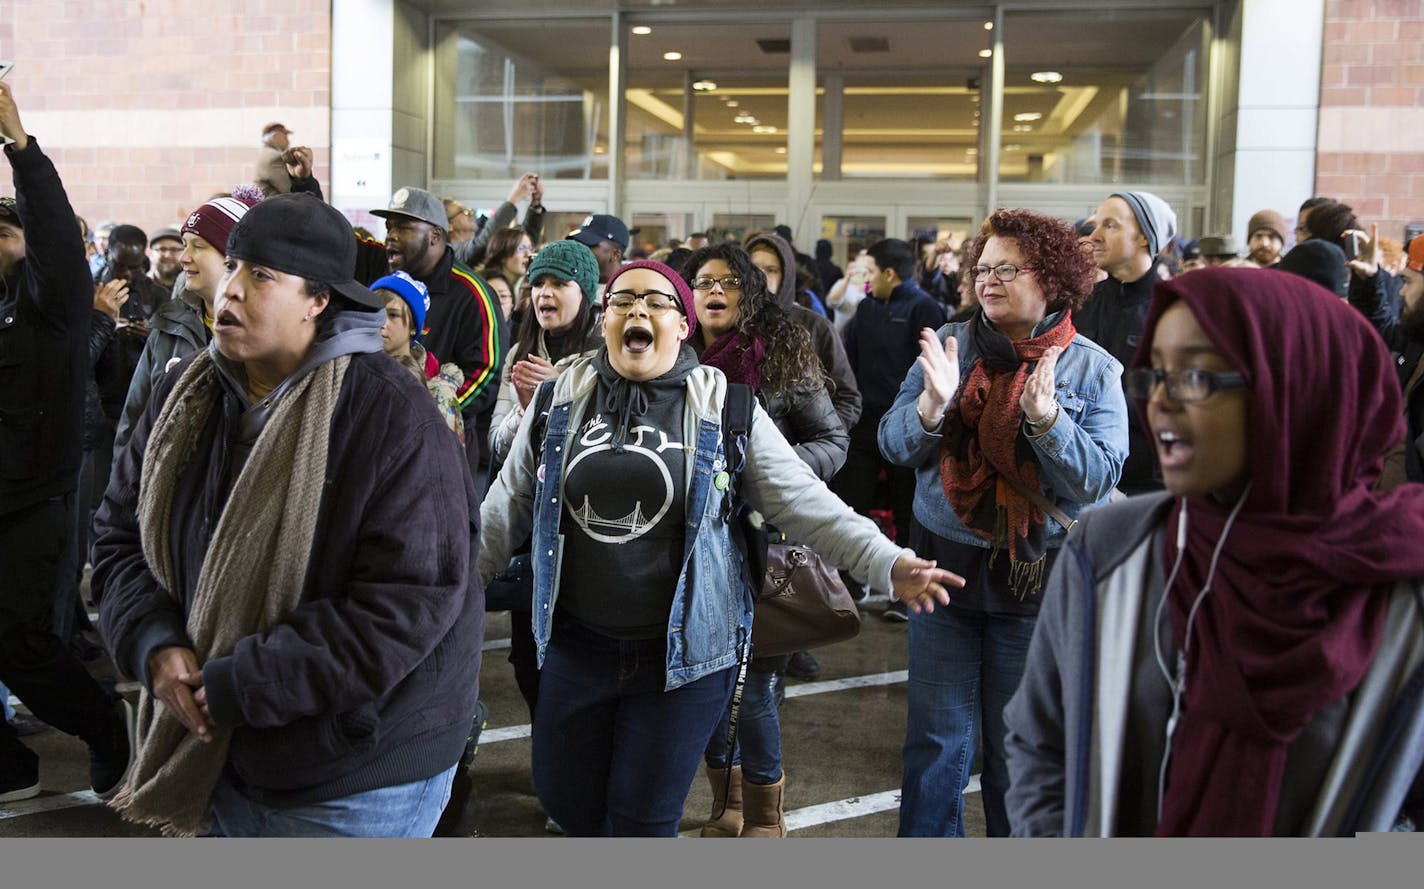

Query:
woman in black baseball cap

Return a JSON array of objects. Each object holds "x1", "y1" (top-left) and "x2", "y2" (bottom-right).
[{"x1": 92, "y1": 193, "x2": 485, "y2": 837}]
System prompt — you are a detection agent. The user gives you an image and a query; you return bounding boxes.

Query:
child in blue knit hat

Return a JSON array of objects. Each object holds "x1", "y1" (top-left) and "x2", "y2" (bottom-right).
[{"x1": 374, "y1": 270, "x2": 466, "y2": 442}]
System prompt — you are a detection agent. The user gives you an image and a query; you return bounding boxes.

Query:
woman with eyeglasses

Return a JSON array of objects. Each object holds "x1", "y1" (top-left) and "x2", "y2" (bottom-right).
[
  {"x1": 480, "y1": 227, "x2": 535, "y2": 296},
  {"x1": 878, "y1": 209, "x2": 1129, "y2": 837},
  {"x1": 479, "y1": 259, "x2": 964, "y2": 837},
  {"x1": 682, "y1": 243, "x2": 849, "y2": 837},
  {"x1": 1005, "y1": 267, "x2": 1424, "y2": 836}
]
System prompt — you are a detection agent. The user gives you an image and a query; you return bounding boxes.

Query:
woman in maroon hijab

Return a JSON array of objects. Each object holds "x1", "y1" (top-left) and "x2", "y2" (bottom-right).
[{"x1": 1003, "y1": 266, "x2": 1424, "y2": 836}]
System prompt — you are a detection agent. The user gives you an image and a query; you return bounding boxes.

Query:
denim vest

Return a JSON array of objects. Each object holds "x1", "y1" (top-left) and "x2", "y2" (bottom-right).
[{"x1": 529, "y1": 365, "x2": 755, "y2": 690}]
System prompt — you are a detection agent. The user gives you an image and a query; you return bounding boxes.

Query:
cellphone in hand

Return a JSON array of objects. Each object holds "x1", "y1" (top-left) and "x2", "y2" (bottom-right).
[
  {"x1": 1343, "y1": 231, "x2": 1362, "y2": 262},
  {"x1": 0, "y1": 61, "x2": 13, "y2": 148}
]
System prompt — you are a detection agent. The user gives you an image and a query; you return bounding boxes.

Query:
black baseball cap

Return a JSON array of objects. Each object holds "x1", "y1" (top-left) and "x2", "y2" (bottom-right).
[
  {"x1": 568, "y1": 214, "x2": 630, "y2": 250},
  {"x1": 0, "y1": 196, "x2": 19, "y2": 229},
  {"x1": 225, "y1": 193, "x2": 383, "y2": 310}
]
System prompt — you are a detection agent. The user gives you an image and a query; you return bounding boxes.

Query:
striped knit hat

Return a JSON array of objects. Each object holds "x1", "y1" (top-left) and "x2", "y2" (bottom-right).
[{"x1": 182, "y1": 185, "x2": 263, "y2": 254}]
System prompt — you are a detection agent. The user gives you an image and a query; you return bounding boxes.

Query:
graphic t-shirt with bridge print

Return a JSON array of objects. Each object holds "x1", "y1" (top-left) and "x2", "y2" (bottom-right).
[{"x1": 555, "y1": 397, "x2": 688, "y2": 639}]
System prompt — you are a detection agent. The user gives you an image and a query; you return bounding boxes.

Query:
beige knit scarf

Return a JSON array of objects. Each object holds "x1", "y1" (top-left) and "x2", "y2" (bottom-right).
[{"x1": 111, "y1": 348, "x2": 349, "y2": 837}]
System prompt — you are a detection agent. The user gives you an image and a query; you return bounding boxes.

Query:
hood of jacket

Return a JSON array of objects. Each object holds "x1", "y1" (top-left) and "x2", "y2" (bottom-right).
[{"x1": 744, "y1": 231, "x2": 799, "y2": 309}]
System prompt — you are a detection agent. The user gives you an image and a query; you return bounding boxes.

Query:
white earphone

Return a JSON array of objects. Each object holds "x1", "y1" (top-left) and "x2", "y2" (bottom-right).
[{"x1": 1152, "y1": 482, "x2": 1252, "y2": 822}]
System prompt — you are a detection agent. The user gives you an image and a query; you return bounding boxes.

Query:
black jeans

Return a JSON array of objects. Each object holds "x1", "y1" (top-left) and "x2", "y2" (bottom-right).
[{"x1": 0, "y1": 494, "x2": 116, "y2": 776}]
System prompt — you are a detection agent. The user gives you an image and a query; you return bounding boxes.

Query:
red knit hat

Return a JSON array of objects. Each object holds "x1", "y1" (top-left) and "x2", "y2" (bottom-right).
[
  {"x1": 605, "y1": 259, "x2": 698, "y2": 337},
  {"x1": 181, "y1": 185, "x2": 263, "y2": 254}
]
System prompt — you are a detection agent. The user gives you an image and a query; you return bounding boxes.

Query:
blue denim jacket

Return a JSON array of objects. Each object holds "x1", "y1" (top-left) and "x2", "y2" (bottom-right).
[
  {"x1": 480, "y1": 359, "x2": 906, "y2": 691},
  {"x1": 877, "y1": 313, "x2": 1129, "y2": 550}
]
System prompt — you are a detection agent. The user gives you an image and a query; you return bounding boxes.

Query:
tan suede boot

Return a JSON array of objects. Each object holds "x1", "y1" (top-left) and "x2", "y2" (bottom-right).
[
  {"x1": 739, "y1": 774, "x2": 787, "y2": 838},
  {"x1": 700, "y1": 765, "x2": 744, "y2": 837}
]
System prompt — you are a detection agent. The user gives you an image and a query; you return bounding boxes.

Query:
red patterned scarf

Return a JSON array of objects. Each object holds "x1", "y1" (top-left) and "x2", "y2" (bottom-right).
[{"x1": 938, "y1": 310, "x2": 1076, "y2": 597}]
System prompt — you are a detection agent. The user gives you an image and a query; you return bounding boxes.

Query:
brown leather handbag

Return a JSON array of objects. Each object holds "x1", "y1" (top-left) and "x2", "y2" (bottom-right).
[{"x1": 751, "y1": 538, "x2": 862, "y2": 658}]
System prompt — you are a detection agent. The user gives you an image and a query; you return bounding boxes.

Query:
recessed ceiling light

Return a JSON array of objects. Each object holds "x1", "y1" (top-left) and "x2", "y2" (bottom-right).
[
  {"x1": 594, "y1": 145, "x2": 607, "y2": 154},
  {"x1": 984, "y1": 21, "x2": 994, "y2": 30},
  {"x1": 1004, "y1": 144, "x2": 1023, "y2": 151},
  {"x1": 663, "y1": 51, "x2": 682, "y2": 61},
  {"x1": 775, "y1": 147, "x2": 787, "y2": 154},
  {"x1": 966, "y1": 148, "x2": 978, "y2": 155},
  {"x1": 724, "y1": 100, "x2": 739, "y2": 107},
  {"x1": 1013, "y1": 112, "x2": 1043, "y2": 122},
  {"x1": 1031, "y1": 71, "x2": 1063, "y2": 84},
  {"x1": 632, "y1": 26, "x2": 652, "y2": 36},
  {"x1": 693, "y1": 80, "x2": 718, "y2": 91},
  {"x1": 1012, "y1": 124, "x2": 1033, "y2": 132},
  {"x1": 734, "y1": 113, "x2": 756, "y2": 123},
  {"x1": 752, "y1": 125, "x2": 777, "y2": 134},
  {"x1": 978, "y1": 49, "x2": 993, "y2": 58}
]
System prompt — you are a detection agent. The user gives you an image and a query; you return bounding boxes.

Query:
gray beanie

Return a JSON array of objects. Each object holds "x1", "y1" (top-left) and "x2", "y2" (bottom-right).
[
  {"x1": 526, "y1": 239, "x2": 601, "y2": 304},
  {"x1": 1110, "y1": 191, "x2": 1178, "y2": 257}
]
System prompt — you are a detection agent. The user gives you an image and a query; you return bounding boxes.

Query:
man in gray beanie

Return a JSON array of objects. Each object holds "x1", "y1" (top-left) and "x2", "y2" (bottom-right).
[{"x1": 1076, "y1": 190, "x2": 1178, "y2": 495}]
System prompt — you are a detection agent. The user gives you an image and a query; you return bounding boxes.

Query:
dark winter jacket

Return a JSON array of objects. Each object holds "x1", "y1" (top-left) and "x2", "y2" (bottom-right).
[
  {"x1": 114, "y1": 290, "x2": 208, "y2": 450},
  {"x1": 745, "y1": 232, "x2": 862, "y2": 431},
  {"x1": 1347, "y1": 268, "x2": 1424, "y2": 481},
  {"x1": 763, "y1": 383, "x2": 849, "y2": 483},
  {"x1": 0, "y1": 139, "x2": 93, "y2": 516},
  {"x1": 92, "y1": 340, "x2": 485, "y2": 806},
  {"x1": 843, "y1": 280, "x2": 945, "y2": 422},
  {"x1": 1074, "y1": 266, "x2": 1163, "y2": 494}
]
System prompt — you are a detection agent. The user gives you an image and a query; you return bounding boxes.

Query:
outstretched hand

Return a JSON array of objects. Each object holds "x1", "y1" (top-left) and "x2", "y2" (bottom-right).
[
  {"x1": 889, "y1": 553, "x2": 965, "y2": 614},
  {"x1": 284, "y1": 146, "x2": 314, "y2": 181},
  {"x1": 1020, "y1": 345, "x2": 1062, "y2": 424},
  {"x1": 915, "y1": 327, "x2": 959, "y2": 430}
]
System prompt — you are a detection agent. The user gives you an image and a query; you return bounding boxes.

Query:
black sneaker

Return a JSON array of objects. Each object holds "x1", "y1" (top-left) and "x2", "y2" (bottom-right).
[
  {"x1": 89, "y1": 699, "x2": 135, "y2": 801},
  {"x1": 882, "y1": 600, "x2": 909, "y2": 623},
  {"x1": 784, "y1": 650, "x2": 821, "y2": 681},
  {"x1": 0, "y1": 763, "x2": 41, "y2": 804}
]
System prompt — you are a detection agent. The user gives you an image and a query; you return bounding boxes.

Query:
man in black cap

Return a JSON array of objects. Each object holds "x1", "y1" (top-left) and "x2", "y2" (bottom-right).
[
  {"x1": 91, "y1": 191, "x2": 485, "y2": 836},
  {"x1": 0, "y1": 77, "x2": 133, "y2": 806},
  {"x1": 567, "y1": 213, "x2": 629, "y2": 290}
]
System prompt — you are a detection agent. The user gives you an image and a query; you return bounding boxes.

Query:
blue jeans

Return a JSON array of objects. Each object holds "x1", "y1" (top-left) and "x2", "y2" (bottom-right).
[
  {"x1": 1, "y1": 680, "x2": 13, "y2": 722},
  {"x1": 531, "y1": 617, "x2": 735, "y2": 836},
  {"x1": 208, "y1": 764, "x2": 457, "y2": 837},
  {"x1": 898, "y1": 601, "x2": 1037, "y2": 837},
  {"x1": 704, "y1": 665, "x2": 783, "y2": 785}
]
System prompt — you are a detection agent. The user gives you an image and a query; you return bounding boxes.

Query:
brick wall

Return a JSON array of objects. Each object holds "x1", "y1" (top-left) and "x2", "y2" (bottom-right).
[
  {"x1": 1317, "y1": 0, "x2": 1424, "y2": 240},
  {"x1": 0, "y1": 0, "x2": 332, "y2": 237}
]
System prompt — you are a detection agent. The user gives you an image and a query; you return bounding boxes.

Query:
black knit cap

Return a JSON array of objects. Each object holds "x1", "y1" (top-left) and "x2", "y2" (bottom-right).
[{"x1": 225, "y1": 193, "x2": 382, "y2": 309}]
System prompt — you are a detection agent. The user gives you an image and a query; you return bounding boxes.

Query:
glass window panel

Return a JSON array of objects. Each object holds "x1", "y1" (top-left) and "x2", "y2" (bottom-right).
[
  {"x1": 814, "y1": 19, "x2": 986, "y2": 181},
  {"x1": 999, "y1": 9, "x2": 1210, "y2": 185},
  {"x1": 433, "y1": 20, "x2": 610, "y2": 181},
  {"x1": 819, "y1": 215, "x2": 886, "y2": 270},
  {"x1": 625, "y1": 21, "x2": 789, "y2": 180}
]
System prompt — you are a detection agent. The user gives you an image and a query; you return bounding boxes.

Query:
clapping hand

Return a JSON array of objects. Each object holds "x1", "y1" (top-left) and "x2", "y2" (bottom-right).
[
  {"x1": 1021, "y1": 346, "x2": 1062, "y2": 426},
  {"x1": 512, "y1": 355, "x2": 558, "y2": 409},
  {"x1": 915, "y1": 327, "x2": 959, "y2": 431},
  {"x1": 94, "y1": 279, "x2": 130, "y2": 321}
]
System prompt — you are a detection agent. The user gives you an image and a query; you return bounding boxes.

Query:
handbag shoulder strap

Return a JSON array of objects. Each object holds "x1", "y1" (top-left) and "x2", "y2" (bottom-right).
[{"x1": 998, "y1": 469, "x2": 1078, "y2": 532}]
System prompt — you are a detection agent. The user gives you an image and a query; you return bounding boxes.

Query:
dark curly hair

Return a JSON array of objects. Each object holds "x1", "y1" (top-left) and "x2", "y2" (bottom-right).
[
  {"x1": 682, "y1": 243, "x2": 826, "y2": 398},
  {"x1": 968, "y1": 209, "x2": 1096, "y2": 312},
  {"x1": 1304, "y1": 200, "x2": 1359, "y2": 245}
]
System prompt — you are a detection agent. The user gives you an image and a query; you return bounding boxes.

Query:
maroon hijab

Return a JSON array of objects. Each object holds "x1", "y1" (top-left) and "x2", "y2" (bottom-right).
[{"x1": 1130, "y1": 267, "x2": 1424, "y2": 836}]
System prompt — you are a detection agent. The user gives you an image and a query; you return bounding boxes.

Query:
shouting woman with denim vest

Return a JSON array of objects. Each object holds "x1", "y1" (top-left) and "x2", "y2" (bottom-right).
[
  {"x1": 479, "y1": 259, "x2": 963, "y2": 837},
  {"x1": 878, "y1": 209, "x2": 1129, "y2": 837}
]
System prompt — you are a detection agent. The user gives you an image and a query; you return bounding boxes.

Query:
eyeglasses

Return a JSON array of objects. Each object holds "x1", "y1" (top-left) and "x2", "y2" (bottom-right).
[
  {"x1": 515, "y1": 243, "x2": 533, "y2": 254},
  {"x1": 971, "y1": 263, "x2": 1034, "y2": 283},
  {"x1": 690, "y1": 275, "x2": 742, "y2": 291},
  {"x1": 1124, "y1": 367, "x2": 1248, "y2": 403},
  {"x1": 448, "y1": 208, "x2": 473, "y2": 221},
  {"x1": 606, "y1": 290, "x2": 682, "y2": 314}
]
